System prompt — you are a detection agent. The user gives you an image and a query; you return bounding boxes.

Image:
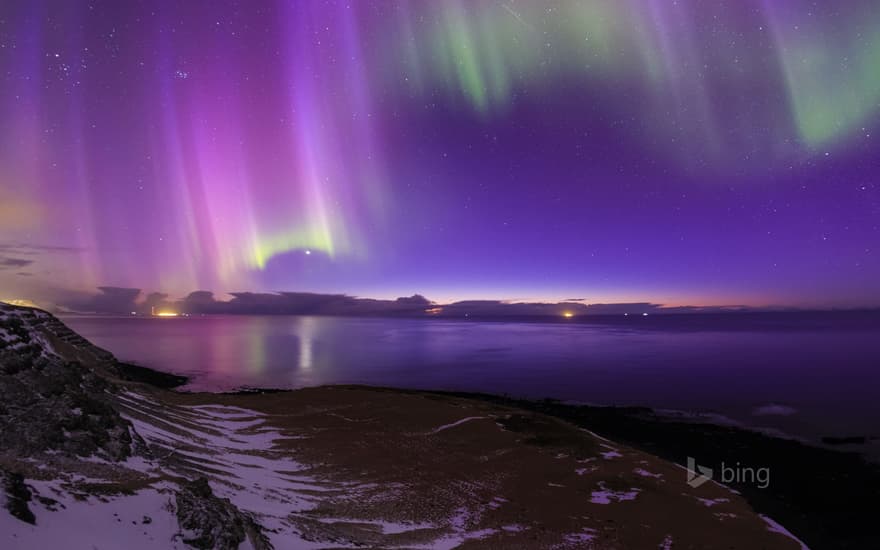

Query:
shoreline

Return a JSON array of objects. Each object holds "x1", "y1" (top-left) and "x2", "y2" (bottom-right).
[
  {"x1": 112, "y1": 358, "x2": 880, "y2": 549},
  {"x1": 3, "y1": 303, "x2": 877, "y2": 547},
  {"x1": 105, "y1": 325, "x2": 879, "y2": 548},
  {"x1": 209, "y1": 383, "x2": 880, "y2": 459},
  {"x1": 64, "y1": 310, "x2": 880, "y2": 460},
  {"x1": 119, "y1": 351, "x2": 880, "y2": 465},
  {"x1": 202, "y1": 383, "x2": 878, "y2": 549}
]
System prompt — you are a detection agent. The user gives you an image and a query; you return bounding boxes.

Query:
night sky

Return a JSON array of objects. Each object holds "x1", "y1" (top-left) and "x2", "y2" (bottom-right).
[{"x1": 1, "y1": 1, "x2": 879, "y2": 308}]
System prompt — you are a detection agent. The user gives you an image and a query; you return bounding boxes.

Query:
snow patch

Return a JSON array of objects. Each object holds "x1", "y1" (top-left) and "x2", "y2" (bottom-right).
[
  {"x1": 487, "y1": 496, "x2": 508, "y2": 509},
  {"x1": 760, "y1": 515, "x2": 810, "y2": 550},
  {"x1": 2, "y1": 482, "x2": 181, "y2": 550},
  {"x1": 563, "y1": 527, "x2": 598, "y2": 543},
  {"x1": 115, "y1": 392, "x2": 351, "y2": 547},
  {"x1": 696, "y1": 497, "x2": 729, "y2": 507},
  {"x1": 429, "y1": 416, "x2": 486, "y2": 434},
  {"x1": 589, "y1": 483, "x2": 640, "y2": 504}
]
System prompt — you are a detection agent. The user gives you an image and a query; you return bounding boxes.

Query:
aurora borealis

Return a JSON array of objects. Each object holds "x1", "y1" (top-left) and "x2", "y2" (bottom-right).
[{"x1": 1, "y1": 0, "x2": 879, "y2": 308}]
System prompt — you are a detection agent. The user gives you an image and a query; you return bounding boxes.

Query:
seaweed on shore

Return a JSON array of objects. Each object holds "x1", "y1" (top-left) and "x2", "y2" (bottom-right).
[{"x1": 114, "y1": 361, "x2": 188, "y2": 389}]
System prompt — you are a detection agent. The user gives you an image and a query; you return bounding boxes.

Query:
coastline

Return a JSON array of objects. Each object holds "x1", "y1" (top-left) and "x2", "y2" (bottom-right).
[
  {"x1": 60, "y1": 311, "x2": 880, "y2": 457},
  {"x1": 3, "y1": 304, "x2": 875, "y2": 548},
  {"x1": 200, "y1": 384, "x2": 878, "y2": 549}
]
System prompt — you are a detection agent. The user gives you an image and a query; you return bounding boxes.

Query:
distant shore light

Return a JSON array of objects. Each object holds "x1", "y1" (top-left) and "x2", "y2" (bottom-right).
[
  {"x1": 1, "y1": 299, "x2": 39, "y2": 308},
  {"x1": 155, "y1": 311, "x2": 179, "y2": 317},
  {"x1": 562, "y1": 311, "x2": 574, "y2": 318}
]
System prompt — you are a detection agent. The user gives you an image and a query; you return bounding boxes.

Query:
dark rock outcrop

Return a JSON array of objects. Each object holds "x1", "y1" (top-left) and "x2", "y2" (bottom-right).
[
  {"x1": 1, "y1": 469, "x2": 35, "y2": 524},
  {"x1": 175, "y1": 477, "x2": 272, "y2": 550},
  {"x1": 0, "y1": 304, "x2": 134, "y2": 461}
]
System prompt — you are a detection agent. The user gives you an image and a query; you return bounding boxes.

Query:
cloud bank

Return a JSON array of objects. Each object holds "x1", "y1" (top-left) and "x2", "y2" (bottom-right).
[{"x1": 54, "y1": 287, "x2": 760, "y2": 318}]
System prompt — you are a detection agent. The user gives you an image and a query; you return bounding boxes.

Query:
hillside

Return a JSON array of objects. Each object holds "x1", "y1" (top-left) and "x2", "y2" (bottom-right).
[{"x1": 1, "y1": 303, "x2": 805, "y2": 549}]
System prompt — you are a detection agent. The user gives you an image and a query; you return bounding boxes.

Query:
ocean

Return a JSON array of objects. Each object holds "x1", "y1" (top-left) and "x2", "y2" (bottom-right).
[{"x1": 64, "y1": 312, "x2": 880, "y2": 450}]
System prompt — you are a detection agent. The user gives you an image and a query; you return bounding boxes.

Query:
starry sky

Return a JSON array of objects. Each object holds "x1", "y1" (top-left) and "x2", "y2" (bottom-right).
[{"x1": 1, "y1": 0, "x2": 879, "y2": 308}]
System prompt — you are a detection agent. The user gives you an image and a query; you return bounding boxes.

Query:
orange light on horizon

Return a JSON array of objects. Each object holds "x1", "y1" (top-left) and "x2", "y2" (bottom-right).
[
  {"x1": 562, "y1": 311, "x2": 574, "y2": 318},
  {"x1": 0, "y1": 299, "x2": 39, "y2": 308},
  {"x1": 155, "y1": 311, "x2": 179, "y2": 317}
]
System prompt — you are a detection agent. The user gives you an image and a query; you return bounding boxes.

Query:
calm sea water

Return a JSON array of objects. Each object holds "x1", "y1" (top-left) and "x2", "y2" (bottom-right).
[{"x1": 63, "y1": 313, "x2": 880, "y2": 445}]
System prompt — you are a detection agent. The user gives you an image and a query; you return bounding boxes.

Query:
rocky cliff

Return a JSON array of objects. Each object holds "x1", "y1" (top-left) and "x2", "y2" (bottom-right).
[{"x1": 0, "y1": 303, "x2": 269, "y2": 549}]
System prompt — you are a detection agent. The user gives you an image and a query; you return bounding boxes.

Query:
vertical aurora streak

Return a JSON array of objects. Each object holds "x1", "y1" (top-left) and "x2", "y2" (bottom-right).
[{"x1": 763, "y1": 1, "x2": 880, "y2": 146}]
